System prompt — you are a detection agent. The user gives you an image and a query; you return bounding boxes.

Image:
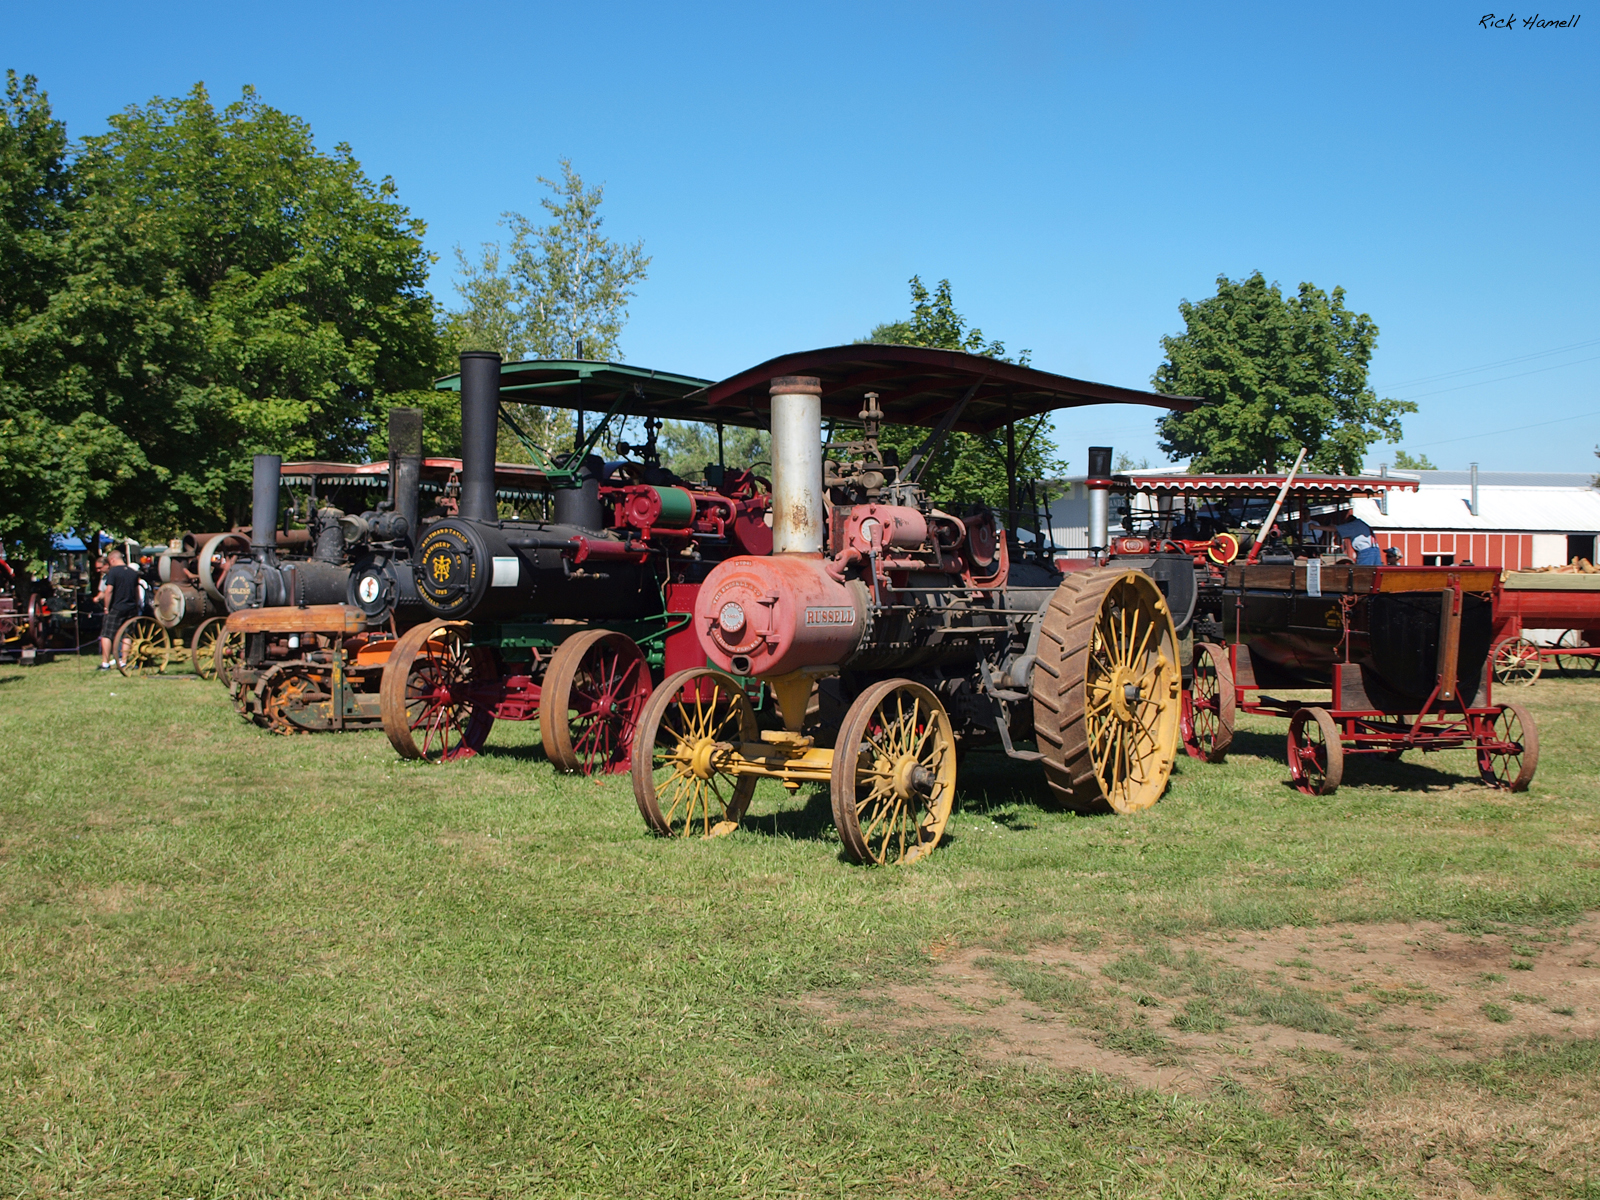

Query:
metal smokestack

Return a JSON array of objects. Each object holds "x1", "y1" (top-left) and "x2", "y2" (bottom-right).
[
  {"x1": 1086, "y1": 445, "x2": 1113, "y2": 560},
  {"x1": 459, "y1": 351, "x2": 501, "y2": 524},
  {"x1": 1469, "y1": 462, "x2": 1479, "y2": 517},
  {"x1": 251, "y1": 454, "x2": 283, "y2": 563},
  {"x1": 388, "y1": 406, "x2": 424, "y2": 540},
  {"x1": 769, "y1": 376, "x2": 823, "y2": 554}
]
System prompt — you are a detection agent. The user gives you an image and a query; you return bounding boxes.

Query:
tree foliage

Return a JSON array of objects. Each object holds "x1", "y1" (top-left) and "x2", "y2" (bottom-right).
[
  {"x1": 439, "y1": 159, "x2": 651, "y2": 465},
  {"x1": 860, "y1": 276, "x2": 1062, "y2": 516},
  {"x1": 1391, "y1": 449, "x2": 1436, "y2": 470},
  {"x1": 1152, "y1": 272, "x2": 1412, "y2": 474},
  {"x1": 1, "y1": 81, "x2": 439, "y2": 559}
]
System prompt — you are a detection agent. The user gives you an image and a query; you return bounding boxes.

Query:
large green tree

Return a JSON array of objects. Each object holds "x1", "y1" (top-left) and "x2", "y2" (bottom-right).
[
  {"x1": 1, "y1": 81, "x2": 439, "y2": 558},
  {"x1": 441, "y1": 160, "x2": 651, "y2": 465},
  {"x1": 859, "y1": 276, "x2": 1064, "y2": 516},
  {"x1": 1152, "y1": 271, "x2": 1412, "y2": 474}
]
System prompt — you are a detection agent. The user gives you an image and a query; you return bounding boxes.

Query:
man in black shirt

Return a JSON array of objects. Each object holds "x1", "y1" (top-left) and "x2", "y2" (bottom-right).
[{"x1": 97, "y1": 549, "x2": 142, "y2": 669}]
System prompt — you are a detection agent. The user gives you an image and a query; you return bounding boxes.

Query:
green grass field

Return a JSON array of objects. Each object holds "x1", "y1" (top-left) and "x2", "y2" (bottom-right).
[{"x1": 3, "y1": 655, "x2": 1598, "y2": 1197}]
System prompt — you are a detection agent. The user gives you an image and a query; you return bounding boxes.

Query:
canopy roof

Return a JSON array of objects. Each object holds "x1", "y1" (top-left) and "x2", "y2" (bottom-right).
[
  {"x1": 1118, "y1": 473, "x2": 1418, "y2": 501},
  {"x1": 693, "y1": 344, "x2": 1200, "y2": 432},
  {"x1": 432, "y1": 348, "x2": 1199, "y2": 433},
  {"x1": 280, "y1": 458, "x2": 550, "y2": 499}
]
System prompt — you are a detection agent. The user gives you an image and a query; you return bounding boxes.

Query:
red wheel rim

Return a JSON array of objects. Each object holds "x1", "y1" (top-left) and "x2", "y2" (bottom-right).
[
  {"x1": 1288, "y1": 711, "x2": 1328, "y2": 794},
  {"x1": 567, "y1": 638, "x2": 650, "y2": 774},
  {"x1": 405, "y1": 633, "x2": 496, "y2": 762}
]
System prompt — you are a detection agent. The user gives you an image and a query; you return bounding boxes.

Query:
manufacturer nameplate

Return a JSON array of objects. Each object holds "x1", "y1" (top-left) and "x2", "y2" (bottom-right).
[
  {"x1": 491, "y1": 556, "x2": 520, "y2": 587},
  {"x1": 804, "y1": 605, "x2": 855, "y2": 627}
]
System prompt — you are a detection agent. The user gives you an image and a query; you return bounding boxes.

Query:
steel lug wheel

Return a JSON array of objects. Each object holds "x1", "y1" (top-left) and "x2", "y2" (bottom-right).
[
  {"x1": 540, "y1": 629, "x2": 652, "y2": 775},
  {"x1": 1287, "y1": 707, "x2": 1344, "y2": 795},
  {"x1": 832, "y1": 678, "x2": 956, "y2": 865},
  {"x1": 1477, "y1": 702, "x2": 1538, "y2": 792},
  {"x1": 379, "y1": 621, "x2": 497, "y2": 762},
  {"x1": 632, "y1": 668, "x2": 757, "y2": 838}
]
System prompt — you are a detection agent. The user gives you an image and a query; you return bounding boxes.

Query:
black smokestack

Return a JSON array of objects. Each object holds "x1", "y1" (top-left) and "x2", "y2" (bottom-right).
[
  {"x1": 388, "y1": 406, "x2": 424, "y2": 541},
  {"x1": 459, "y1": 351, "x2": 501, "y2": 524},
  {"x1": 251, "y1": 454, "x2": 283, "y2": 562}
]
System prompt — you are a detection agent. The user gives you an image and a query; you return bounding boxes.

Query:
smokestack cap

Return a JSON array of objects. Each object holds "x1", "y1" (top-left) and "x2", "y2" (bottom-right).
[{"x1": 770, "y1": 376, "x2": 822, "y2": 397}]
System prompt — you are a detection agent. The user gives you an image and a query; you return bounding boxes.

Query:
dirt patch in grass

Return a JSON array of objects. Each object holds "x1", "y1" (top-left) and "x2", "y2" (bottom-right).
[{"x1": 807, "y1": 913, "x2": 1600, "y2": 1089}]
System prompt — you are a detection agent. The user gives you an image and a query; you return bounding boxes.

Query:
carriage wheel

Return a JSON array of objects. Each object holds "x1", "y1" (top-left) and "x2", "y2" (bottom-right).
[
  {"x1": 379, "y1": 621, "x2": 497, "y2": 762},
  {"x1": 1553, "y1": 631, "x2": 1600, "y2": 676},
  {"x1": 253, "y1": 661, "x2": 328, "y2": 735},
  {"x1": 540, "y1": 629, "x2": 652, "y2": 775},
  {"x1": 213, "y1": 626, "x2": 245, "y2": 687},
  {"x1": 1491, "y1": 637, "x2": 1542, "y2": 686},
  {"x1": 831, "y1": 679, "x2": 956, "y2": 865},
  {"x1": 1181, "y1": 641, "x2": 1235, "y2": 763},
  {"x1": 116, "y1": 617, "x2": 171, "y2": 676},
  {"x1": 190, "y1": 616, "x2": 225, "y2": 680},
  {"x1": 1032, "y1": 569, "x2": 1182, "y2": 813},
  {"x1": 632, "y1": 668, "x2": 757, "y2": 838},
  {"x1": 1477, "y1": 702, "x2": 1538, "y2": 792},
  {"x1": 26, "y1": 593, "x2": 50, "y2": 647},
  {"x1": 1287, "y1": 707, "x2": 1344, "y2": 795}
]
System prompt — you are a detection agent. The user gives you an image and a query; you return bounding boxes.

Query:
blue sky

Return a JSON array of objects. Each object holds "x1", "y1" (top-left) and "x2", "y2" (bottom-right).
[{"x1": 9, "y1": 0, "x2": 1596, "y2": 472}]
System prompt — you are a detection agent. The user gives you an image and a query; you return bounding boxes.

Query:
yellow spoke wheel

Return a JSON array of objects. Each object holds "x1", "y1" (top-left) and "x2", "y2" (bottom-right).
[
  {"x1": 116, "y1": 617, "x2": 171, "y2": 677},
  {"x1": 213, "y1": 626, "x2": 245, "y2": 688},
  {"x1": 1032, "y1": 569, "x2": 1181, "y2": 813},
  {"x1": 190, "y1": 616, "x2": 225, "y2": 679},
  {"x1": 831, "y1": 679, "x2": 955, "y2": 865},
  {"x1": 632, "y1": 668, "x2": 757, "y2": 839}
]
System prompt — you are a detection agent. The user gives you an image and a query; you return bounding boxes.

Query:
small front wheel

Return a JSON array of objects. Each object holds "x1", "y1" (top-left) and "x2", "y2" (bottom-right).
[
  {"x1": 190, "y1": 616, "x2": 225, "y2": 680},
  {"x1": 632, "y1": 668, "x2": 758, "y2": 838},
  {"x1": 1492, "y1": 637, "x2": 1542, "y2": 687},
  {"x1": 117, "y1": 617, "x2": 171, "y2": 677},
  {"x1": 1287, "y1": 707, "x2": 1344, "y2": 795},
  {"x1": 831, "y1": 679, "x2": 956, "y2": 865},
  {"x1": 540, "y1": 629, "x2": 651, "y2": 775},
  {"x1": 1181, "y1": 641, "x2": 1235, "y2": 763},
  {"x1": 379, "y1": 621, "x2": 497, "y2": 762},
  {"x1": 1478, "y1": 702, "x2": 1538, "y2": 792}
]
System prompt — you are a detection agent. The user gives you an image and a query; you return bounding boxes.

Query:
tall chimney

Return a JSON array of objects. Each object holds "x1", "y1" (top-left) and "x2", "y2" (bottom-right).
[
  {"x1": 1469, "y1": 462, "x2": 1479, "y2": 517},
  {"x1": 1378, "y1": 461, "x2": 1388, "y2": 516},
  {"x1": 769, "y1": 376, "x2": 824, "y2": 554},
  {"x1": 1086, "y1": 445, "x2": 1113, "y2": 560},
  {"x1": 388, "y1": 406, "x2": 424, "y2": 541},
  {"x1": 458, "y1": 351, "x2": 501, "y2": 524},
  {"x1": 251, "y1": 454, "x2": 282, "y2": 563}
]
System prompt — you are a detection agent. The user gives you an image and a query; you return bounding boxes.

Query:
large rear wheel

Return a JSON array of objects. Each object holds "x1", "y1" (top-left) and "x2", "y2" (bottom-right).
[
  {"x1": 540, "y1": 629, "x2": 651, "y2": 775},
  {"x1": 632, "y1": 668, "x2": 757, "y2": 838},
  {"x1": 831, "y1": 679, "x2": 956, "y2": 865},
  {"x1": 380, "y1": 621, "x2": 497, "y2": 762},
  {"x1": 1031, "y1": 569, "x2": 1182, "y2": 813}
]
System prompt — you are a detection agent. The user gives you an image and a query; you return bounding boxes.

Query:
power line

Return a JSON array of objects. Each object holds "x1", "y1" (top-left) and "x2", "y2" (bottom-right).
[
  {"x1": 1377, "y1": 335, "x2": 1600, "y2": 393},
  {"x1": 1387, "y1": 353, "x2": 1600, "y2": 401},
  {"x1": 1405, "y1": 406, "x2": 1600, "y2": 449}
]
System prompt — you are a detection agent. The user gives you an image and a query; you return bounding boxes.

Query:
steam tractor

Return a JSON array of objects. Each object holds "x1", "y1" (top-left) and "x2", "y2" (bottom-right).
[
  {"x1": 379, "y1": 353, "x2": 773, "y2": 773},
  {"x1": 627, "y1": 346, "x2": 1200, "y2": 864}
]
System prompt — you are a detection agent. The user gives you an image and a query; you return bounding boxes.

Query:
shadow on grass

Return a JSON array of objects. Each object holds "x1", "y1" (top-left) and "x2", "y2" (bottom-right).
[
  {"x1": 478, "y1": 740, "x2": 551, "y2": 764},
  {"x1": 744, "y1": 786, "x2": 964, "y2": 864}
]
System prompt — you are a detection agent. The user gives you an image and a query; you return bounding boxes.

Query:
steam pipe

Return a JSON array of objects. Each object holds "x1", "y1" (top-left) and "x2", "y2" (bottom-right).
[
  {"x1": 459, "y1": 351, "x2": 501, "y2": 524},
  {"x1": 1469, "y1": 462, "x2": 1479, "y2": 517},
  {"x1": 251, "y1": 454, "x2": 283, "y2": 564},
  {"x1": 1086, "y1": 445, "x2": 1112, "y2": 561},
  {"x1": 389, "y1": 406, "x2": 424, "y2": 540},
  {"x1": 769, "y1": 376, "x2": 824, "y2": 554}
]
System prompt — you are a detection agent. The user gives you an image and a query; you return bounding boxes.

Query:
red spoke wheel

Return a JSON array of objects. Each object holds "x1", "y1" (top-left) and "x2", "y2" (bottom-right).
[
  {"x1": 832, "y1": 678, "x2": 956, "y2": 866},
  {"x1": 380, "y1": 621, "x2": 497, "y2": 762},
  {"x1": 1287, "y1": 706, "x2": 1344, "y2": 795},
  {"x1": 540, "y1": 629, "x2": 652, "y2": 774},
  {"x1": 632, "y1": 668, "x2": 757, "y2": 838},
  {"x1": 1181, "y1": 641, "x2": 1235, "y2": 763},
  {"x1": 1491, "y1": 637, "x2": 1541, "y2": 687},
  {"x1": 190, "y1": 616, "x2": 225, "y2": 680},
  {"x1": 1477, "y1": 702, "x2": 1538, "y2": 792},
  {"x1": 116, "y1": 617, "x2": 171, "y2": 677}
]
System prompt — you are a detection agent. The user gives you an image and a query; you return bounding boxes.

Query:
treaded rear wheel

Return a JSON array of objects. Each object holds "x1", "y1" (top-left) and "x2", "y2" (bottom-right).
[{"x1": 1031, "y1": 568, "x2": 1181, "y2": 813}]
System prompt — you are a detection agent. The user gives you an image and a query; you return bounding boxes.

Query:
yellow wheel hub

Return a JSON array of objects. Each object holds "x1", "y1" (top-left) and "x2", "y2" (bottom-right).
[
  {"x1": 688, "y1": 737, "x2": 721, "y2": 780},
  {"x1": 1107, "y1": 663, "x2": 1144, "y2": 722}
]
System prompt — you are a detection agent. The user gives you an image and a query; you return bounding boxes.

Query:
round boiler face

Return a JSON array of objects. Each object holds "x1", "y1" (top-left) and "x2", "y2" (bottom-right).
[{"x1": 415, "y1": 523, "x2": 482, "y2": 616}]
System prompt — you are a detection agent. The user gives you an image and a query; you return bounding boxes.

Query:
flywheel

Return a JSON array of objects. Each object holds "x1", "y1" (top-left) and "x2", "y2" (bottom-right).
[{"x1": 1031, "y1": 568, "x2": 1182, "y2": 813}]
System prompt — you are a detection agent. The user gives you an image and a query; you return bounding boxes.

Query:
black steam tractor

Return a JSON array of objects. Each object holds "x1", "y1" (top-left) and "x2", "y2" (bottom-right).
[
  {"x1": 627, "y1": 346, "x2": 1200, "y2": 864},
  {"x1": 377, "y1": 353, "x2": 773, "y2": 773}
]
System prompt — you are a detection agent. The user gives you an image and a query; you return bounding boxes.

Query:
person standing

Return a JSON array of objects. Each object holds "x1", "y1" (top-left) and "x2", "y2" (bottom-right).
[
  {"x1": 97, "y1": 549, "x2": 142, "y2": 669},
  {"x1": 1313, "y1": 508, "x2": 1383, "y2": 566}
]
